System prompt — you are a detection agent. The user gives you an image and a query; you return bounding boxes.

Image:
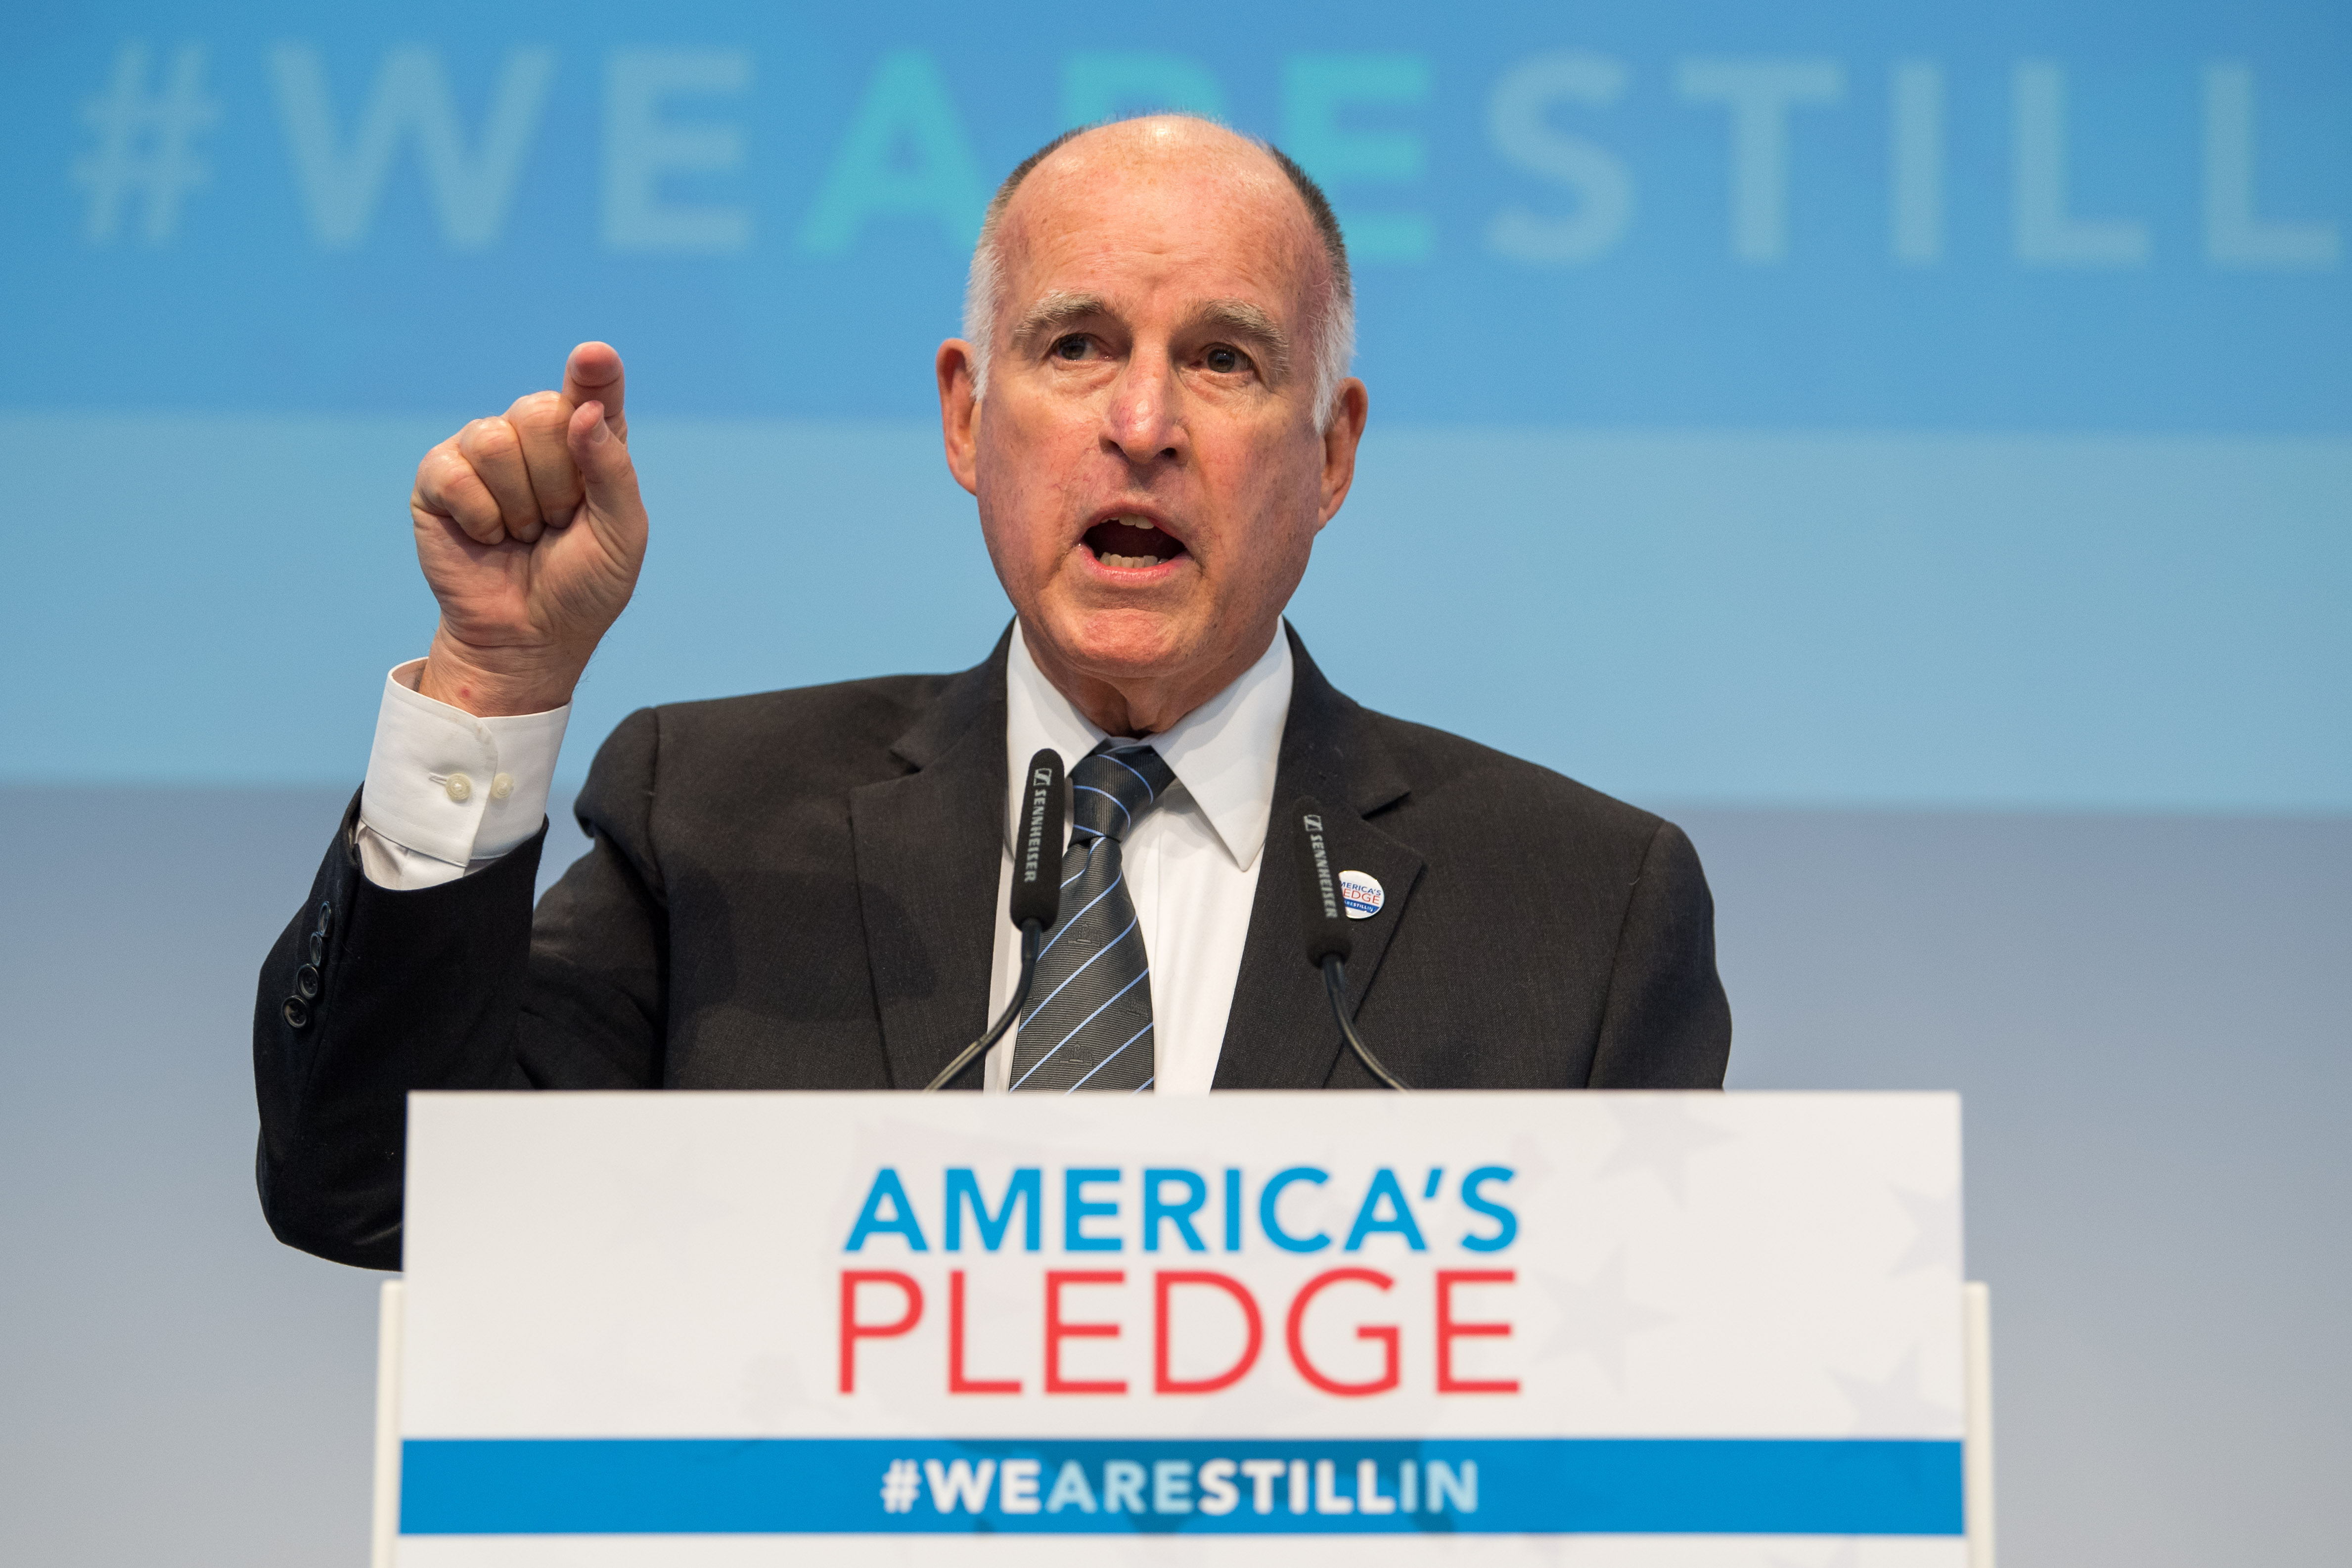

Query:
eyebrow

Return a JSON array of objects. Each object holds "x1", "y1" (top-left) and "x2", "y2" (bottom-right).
[
  {"x1": 1007, "y1": 291, "x2": 1294, "y2": 381},
  {"x1": 1185, "y1": 299, "x2": 1292, "y2": 380},
  {"x1": 1008, "y1": 290, "x2": 1110, "y2": 349}
]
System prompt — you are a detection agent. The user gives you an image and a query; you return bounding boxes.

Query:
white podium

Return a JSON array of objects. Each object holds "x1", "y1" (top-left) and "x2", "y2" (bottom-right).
[{"x1": 368, "y1": 1091, "x2": 1993, "y2": 1566}]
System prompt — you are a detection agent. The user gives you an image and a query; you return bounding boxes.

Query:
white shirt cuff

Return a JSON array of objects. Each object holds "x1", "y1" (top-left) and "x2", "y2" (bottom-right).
[{"x1": 359, "y1": 660, "x2": 570, "y2": 876}]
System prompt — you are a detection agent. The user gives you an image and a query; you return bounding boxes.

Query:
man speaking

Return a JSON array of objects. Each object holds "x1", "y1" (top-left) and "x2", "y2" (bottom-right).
[{"x1": 254, "y1": 116, "x2": 1730, "y2": 1269}]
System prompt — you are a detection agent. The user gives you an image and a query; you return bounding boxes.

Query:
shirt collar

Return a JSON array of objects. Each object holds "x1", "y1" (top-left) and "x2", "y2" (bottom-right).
[{"x1": 1004, "y1": 620, "x2": 1294, "y2": 872}]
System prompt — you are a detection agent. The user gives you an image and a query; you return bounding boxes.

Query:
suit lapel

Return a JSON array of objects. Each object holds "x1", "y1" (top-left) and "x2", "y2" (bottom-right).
[
  {"x1": 1214, "y1": 627, "x2": 1424, "y2": 1088},
  {"x1": 850, "y1": 629, "x2": 1012, "y2": 1090}
]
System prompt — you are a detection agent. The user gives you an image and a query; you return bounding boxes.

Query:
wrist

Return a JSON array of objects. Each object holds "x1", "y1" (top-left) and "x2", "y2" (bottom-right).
[{"x1": 418, "y1": 629, "x2": 584, "y2": 716}]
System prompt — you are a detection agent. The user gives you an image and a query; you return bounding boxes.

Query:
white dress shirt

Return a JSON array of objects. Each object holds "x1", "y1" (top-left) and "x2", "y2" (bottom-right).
[
  {"x1": 352, "y1": 625, "x2": 1293, "y2": 1093},
  {"x1": 983, "y1": 623, "x2": 1291, "y2": 1094},
  {"x1": 355, "y1": 660, "x2": 569, "y2": 889}
]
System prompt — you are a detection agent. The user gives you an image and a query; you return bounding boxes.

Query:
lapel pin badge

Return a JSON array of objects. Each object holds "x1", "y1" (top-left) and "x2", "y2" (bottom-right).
[{"x1": 1338, "y1": 869, "x2": 1384, "y2": 919}]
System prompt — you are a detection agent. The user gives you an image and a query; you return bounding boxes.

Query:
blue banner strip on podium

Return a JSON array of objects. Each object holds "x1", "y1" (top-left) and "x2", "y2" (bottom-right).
[{"x1": 401, "y1": 1436, "x2": 1964, "y2": 1536}]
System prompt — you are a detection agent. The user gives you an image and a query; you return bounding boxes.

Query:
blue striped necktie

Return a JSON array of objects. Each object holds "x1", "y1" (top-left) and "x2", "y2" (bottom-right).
[{"x1": 1007, "y1": 740, "x2": 1176, "y2": 1092}]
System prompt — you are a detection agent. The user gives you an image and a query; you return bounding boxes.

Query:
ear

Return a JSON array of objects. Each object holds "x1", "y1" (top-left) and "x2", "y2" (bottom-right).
[
  {"x1": 1316, "y1": 377, "x2": 1369, "y2": 525},
  {"x1": 937, "y1": 339, "x2": 982, "y2": 497}
]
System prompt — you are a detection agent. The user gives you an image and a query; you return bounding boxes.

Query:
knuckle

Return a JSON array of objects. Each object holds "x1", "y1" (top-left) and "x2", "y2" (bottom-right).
[
  {"x1": 509, "y1": 390, "x2": 571, "y2": 429},
  {"x1": 460, "y1": 417, "x2": 520, "y2": 461},
  {"x1": 416, "y1": 439, "x2": 462, "y2": 483},
  {"x1": 415, "y1": 460, "x2": 462, "y2": 507},
  {"x1": 437, "y1": 458, "x2": 486, "y2": 500},
  {"x1": 447, "y1": 490, "x2": 501, "y2": 535}
]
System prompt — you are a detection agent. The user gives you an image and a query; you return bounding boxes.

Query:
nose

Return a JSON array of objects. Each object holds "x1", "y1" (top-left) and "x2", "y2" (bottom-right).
[{"x1": 1101, "y1": 347, "x2": 1185, "y2": 467}]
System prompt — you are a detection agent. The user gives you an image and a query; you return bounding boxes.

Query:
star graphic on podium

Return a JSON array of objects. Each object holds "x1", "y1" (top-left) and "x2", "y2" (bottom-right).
[
  {"x1": 1887, "y1": 1182, "x2": 1963, "y2": 1277},
  {"x1": 1830, "y1": 1345, "x2": 1961, "y2": 1435},
  {"x1": 1592, "y1": 1100, "x2": 1737, "y2": 1203},
  {"x1": 1537, "y1": 1249, "x2": 1673, "y2": 1388},
  {"x1": 1504, "y1": 1129, "x2": 1562, "y2": 1188}
]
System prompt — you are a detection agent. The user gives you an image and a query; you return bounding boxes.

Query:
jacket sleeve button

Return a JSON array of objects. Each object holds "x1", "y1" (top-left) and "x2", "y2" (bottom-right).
[
  {"x1": 295, "y1": 964, "x2": 321, "y2": 1000},
  {"x1": 282, "y1": 997, "x2": 311, "y2": 1030},
  {"x1": 308, "y1": 931, "x2": 324, "y2": 965}
]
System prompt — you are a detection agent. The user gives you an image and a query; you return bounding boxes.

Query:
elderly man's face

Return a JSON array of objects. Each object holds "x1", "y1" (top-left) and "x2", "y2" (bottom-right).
[{"x1": 939, "y1": 122, "x2": 1368, "y2": 733}]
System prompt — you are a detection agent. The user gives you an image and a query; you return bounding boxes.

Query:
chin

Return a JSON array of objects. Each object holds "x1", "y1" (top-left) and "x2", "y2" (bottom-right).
[{"x1": 1042, "y1": 603, "x2": 1203, "y2": 679}]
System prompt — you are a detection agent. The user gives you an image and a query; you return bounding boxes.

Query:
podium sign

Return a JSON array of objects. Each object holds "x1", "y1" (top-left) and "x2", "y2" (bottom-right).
[{"x1": 389, "y1": 1091, "x2": 1969, "y2": 1564}]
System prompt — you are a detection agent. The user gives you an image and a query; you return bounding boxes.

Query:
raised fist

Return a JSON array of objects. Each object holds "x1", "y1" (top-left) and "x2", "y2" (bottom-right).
[{"x1": 408, "y1": 342, "x2": 648, "y2": 716}]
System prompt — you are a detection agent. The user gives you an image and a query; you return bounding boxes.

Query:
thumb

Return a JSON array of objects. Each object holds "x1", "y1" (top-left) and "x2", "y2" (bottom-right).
[{"x1": 566, "y1": 401, "x2": 647, "y2": 555}]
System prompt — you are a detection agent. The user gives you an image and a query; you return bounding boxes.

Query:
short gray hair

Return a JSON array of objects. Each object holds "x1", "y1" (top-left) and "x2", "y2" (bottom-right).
[{"x1": 961, "y1": 118, "x2": 1357, "y2": 425}]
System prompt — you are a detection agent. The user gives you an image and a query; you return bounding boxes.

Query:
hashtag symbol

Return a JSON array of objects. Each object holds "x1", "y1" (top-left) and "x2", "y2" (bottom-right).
[
  {"x1": 70, "y1": 42, "x2": 220, "y2": 245},
  {"x1": 879, "y1": 1458, "x2": 922, "y2": 1514}
]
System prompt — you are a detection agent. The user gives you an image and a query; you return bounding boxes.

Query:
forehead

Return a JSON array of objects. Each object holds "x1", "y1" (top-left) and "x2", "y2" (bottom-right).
[{"x1": 993, "y1": 133, "x2": 1322, "y2": 324}]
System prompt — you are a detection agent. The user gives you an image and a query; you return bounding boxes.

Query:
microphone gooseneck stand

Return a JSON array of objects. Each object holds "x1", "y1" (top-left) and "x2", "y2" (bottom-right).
[
  {"x1": 923, "y1": 923, "x2": 1040, "y2": 1093},
  {"x1": 922, "y1": 746, "x2": 1068, "y2": 1094},
  {"x1": 1290, "y1": 793, "x2": 1410, "y2": 1092},
  {"x1": 1320, "y1": 953, "x2": 1410, "y2": 1092}
]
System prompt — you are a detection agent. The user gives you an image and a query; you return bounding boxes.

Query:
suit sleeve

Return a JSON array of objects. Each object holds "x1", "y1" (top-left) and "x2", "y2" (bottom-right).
[
  {"x1": 252, "y1": 708, "x2": 670, "y2": 1269},
  {"x1": 1585, "y1": 819, "x2": 1733, "y2": 1088}
]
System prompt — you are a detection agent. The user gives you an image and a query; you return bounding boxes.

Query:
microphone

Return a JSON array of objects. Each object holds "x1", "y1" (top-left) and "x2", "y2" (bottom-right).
[
  {"x1": 1008, "y1": 747, "x2": 1065, "y2": 933},
  {"x1": 924, "y1": 749, "x2": 1066, "y2": 1092},
  {"x1": 1288, "y1": 796, "x2": 1408, "y2": 1091}
]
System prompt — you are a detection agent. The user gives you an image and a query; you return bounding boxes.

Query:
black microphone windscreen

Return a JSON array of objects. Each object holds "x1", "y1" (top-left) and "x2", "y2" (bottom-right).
[
  {"x1": 1009, "y1": 749, "x2": 1067, "y2": 931},
  {"x1": 1290, "y1": 795, "x2": 1353, "y2": 966}
]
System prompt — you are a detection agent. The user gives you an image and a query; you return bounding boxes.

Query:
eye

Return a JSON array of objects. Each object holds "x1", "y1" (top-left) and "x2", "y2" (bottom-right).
[
  {"x1": 1203, "y1": 344, "x2": 1246, "y2": 374},
  {"x1": 1052, "y1": 334, "x2": 1093, "y2": 361}
]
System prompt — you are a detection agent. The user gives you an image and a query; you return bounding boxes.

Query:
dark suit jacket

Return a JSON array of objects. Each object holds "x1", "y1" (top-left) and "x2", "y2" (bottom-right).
[{"x1": 255, "y1": 627, "x2": 1729, "y2": 1268}]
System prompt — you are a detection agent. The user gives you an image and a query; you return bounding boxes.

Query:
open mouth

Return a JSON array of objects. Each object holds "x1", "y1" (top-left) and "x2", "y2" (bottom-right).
[{"x1": 1083, "y1": 516, "x2": 1187, "y2": 571}]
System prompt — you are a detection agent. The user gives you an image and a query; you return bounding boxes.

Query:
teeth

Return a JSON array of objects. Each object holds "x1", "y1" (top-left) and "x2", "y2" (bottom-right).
[{"x1": 1098, "y1": 552, "x2": 1158, "y2": 569}]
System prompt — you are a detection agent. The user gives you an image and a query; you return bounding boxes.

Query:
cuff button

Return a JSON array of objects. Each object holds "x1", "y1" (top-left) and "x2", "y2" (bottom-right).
[
  {"x1": 315, "y1": 901, "x2": 332, "y2": 936},
  {"x1": 445, "y1": 771, "x2": 474, "y2": 803},
  {"x1": 490, "y1": 772, "x2": 515, "y2": 802},
  {"x1": 295, "y1": 964, "x2": 321, "y2": 1000},
  {"x1": 281, "y1": 997, "x2": 311, "y2": 1030},
  {"x1": 308, "y1": 931, "x2": 324, "y2": 965}
]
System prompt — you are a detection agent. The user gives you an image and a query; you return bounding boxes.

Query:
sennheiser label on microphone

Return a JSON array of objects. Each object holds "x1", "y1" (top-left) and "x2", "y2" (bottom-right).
[
  {"x1": 1339, "y1": 871, "x2": 1384, "y2": 918},
  {"x1": 1305, "y1": 820, "x2": 1340, "y2": 921},
  {"x1": 1020, "y1": 768, "x2": 1056, "y2": 883}
]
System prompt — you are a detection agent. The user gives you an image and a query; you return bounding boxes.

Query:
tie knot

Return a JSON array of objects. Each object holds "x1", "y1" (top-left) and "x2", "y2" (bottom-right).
[{"x1": 1069, "y1": 743, "x2": 1174, "y2": 842}]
